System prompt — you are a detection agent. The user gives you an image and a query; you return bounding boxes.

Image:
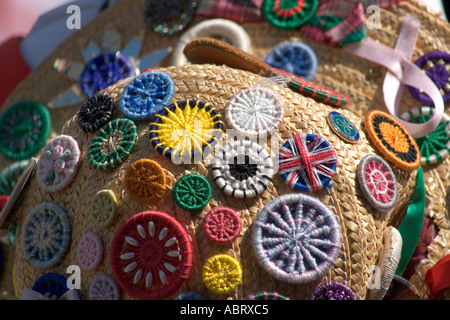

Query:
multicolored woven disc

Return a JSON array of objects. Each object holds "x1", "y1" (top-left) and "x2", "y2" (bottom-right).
[
  {"x1": 77, "y1": 92, "x2": 114, "y2": 133},
  {"x1": 110, "y1": 211, "x2": 193, "y2": 300},
  {"x1": 262, "y1": 0, "x2": 318, "y2": 30},
  {"x1": 79, "y1": 51, "x2": 134, "y2": 97},
  {"x1": 357, "y1": 155, "x2": 398, "y2": 212},
  {"x1": 0, "y1": 101, "x2": 51, "y2": 161},
  {"x1": 149, "y1": 100, "x2": 224, "y2": 162},
  {"x1": 88, "y1": 118, "x2": 138, "y2": 170},
  {"x1": 309, "y1": 282, "x2": 357, "y2": 300},
  {"x1": 119, "y1": 71, "x2": 175, "y2": 121},
  {"x1": 252, "y1": 193, "x2": 341, "y2": 284},
  {"x1": 279, "y1": 133, "x2": 337, "y2": 192},
  {"x1": 212, "y1": 140, "x2": 274, "y2": 199},
  {"x1": 400, "y1": 106, "x2": 450, "y2": 165},
  {"x1": 89, "y1": 274, "x2": 121, "y2": 300},
  {"x1": 22, "y1": 202, "x2": 71, "y2": 269},
  {"x1": 364, "y1": 110, "x2": 420, "y2": 171}
]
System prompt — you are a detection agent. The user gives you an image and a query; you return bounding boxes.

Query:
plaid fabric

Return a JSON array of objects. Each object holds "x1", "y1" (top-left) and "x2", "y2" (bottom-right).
[{"x1": 196, "y1": 0, "x2": 265, "y2": 22}]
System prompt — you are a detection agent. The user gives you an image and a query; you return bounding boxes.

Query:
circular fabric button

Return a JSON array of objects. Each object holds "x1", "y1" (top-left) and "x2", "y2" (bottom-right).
[
  {"x1": 364, "y1": 110, "x2": 420, "y2": 171},
  {"x1": 326, "y1": 111, "x2": 360, "y2": 143},
  {"x1": 245, "y1": 291, "x2": 290, "y2": 300},
  {"x1": 173, "y1": 174, "x2": 211, "y2": 211},
  {"x1": 0, "y1": 159, "x2": 30, "y2": 195},
  {"x1": 202, "y1": 254, "x2": 242, "y2": 295},
  {"x1": 110, "y1": 211, "x2": 193, "y2": 300},
  {"x1": 77, "y1": 232, "x2": 104, "y2": 271},
  {"x1": 401, "y1": 106, "x2": 450, "y2": 165},
  {"x1": 203, "y1": 207, "x2": 241, "y2": 245},
  {"x1": 79, "y1": 51, "x2": 134, "y2": 97},
  {"x1": 407, "y1": 51, "x2": 450, "y2": 105},
  {"x1": 89, "y1": 274, "x2": 121, "y2": 300},
  {"x1": 279, "y1": 133, "x2": 337, "y2": 192},
  {"x1": 264, "y1": 41, "x2": 318, "y2": 81},
  {"x1": 77, "y1": 92, "x2": 114, "y2": 133},
  {"x1": 171, "y1": 18, "x2": 252, "y2": 66},
  {"x1": 119, "y1": 71, "x2": 175, "y2": 121},
  {"x1": 149, "y1": 100, "x2": 224, "y2": 162},
  {"x1": 37, "y1": 135, "x2": 81, "y2": 193},
  {"x1": 357, "y1": 155, "x2": 398, "y2": 212},
  {"x1": 252, "y1": 193, "x2": 341, "y2": 284},
  {"x1": 145, "y1": 0, "x2": 197, "y2": 36},
  {"x1": 224, "y1": 87, "x2": 285, "y2": 138},
  {"x1": 212, "y1": 140, "x2": 274, "y2": 199},
  {"x1": 124, "y1": 159, "x2": 167, "y2": 205},
  {"x1": 88, "y1": 118, "x2": 138, "y2": 171},
  {"x1": 0, "y1": 101, "x2": 51, "y2": 161},
  {"x1": 32, "y1": 273, "x2": 70, "y2": 300},
  {"x1": 262, "y1": 0, "x2": 318, "y2": 30},
  {"x1": 90, "y1": 189, "x2": 118, "y2": 227},
  {"x1": 309, "y1": 282, "x2": 357, "y2": 300},
  {"x1": 22, "y1": 202, "x2": 71, "y2": 269}
]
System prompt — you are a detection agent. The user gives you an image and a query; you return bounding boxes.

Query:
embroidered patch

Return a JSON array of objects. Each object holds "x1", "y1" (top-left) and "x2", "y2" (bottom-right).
[
  {"x1": 224, "y1": 87, "x2": 285, "y2": 138},
  {"x1": 22, "y1": 202, "x2": 71, "y2": 269},
  {"x1": 401, "y1": 106, "x2": 450, "y2": 165},
  {"x1": 212, "y1": 140, "x2": 274, "y2": 198},
  {"x1": 245, "y1": 291, "x2": 290, "y2": 300},
  {"x1": 279, "y1": 133, "x2": 337, "y2": 192},
  {"x1": 357, "y1": 155, "x2": 398, "y2": 212},
  {"x1": 110, "y1": 211, "x2": 193, "y2": 300},
  {"x1": 79, "y1": 51, "x2": 134, "y2": 97},
  {"x1": 262, "y1": 0, "x2": 318, "y2": 30},
  {"x1": 119, "y1": 71, "x2": 175, "y2": 121},
  {"x1": 252, "y1": 193, "x2": 341, "y2": 284},
  {"x1": 407, "y1": 51, "x2": 450, "y2": 105},
  {"x1": 309, "y1": 282, "x2": 357, "y2": 300},
  {"x1": 37, "y1": 135, "x2": 81, "y2": 193},
  {"x1": 145, "y1": 0, "x2": 197, "y2": 36},
  {"x1": 176, "y1": 292, "x2": 208, "y2": 300},
  {"x1": 0, "y1": 101, "x2": 51, "y2": 161},
  {"x1": 264, "y1": 41, "x2": 318, "y2": 81},
  {"x1": 77, "y1": 232, "x2": 104, "y2": 271},
  {"x1": 77, "y1": 92, "x2": 114, "y2": 132},
  {"x1": 124, "y1": 159, "x2": 167, "y2": 205},
  {"x1": 202, "y1": 254, "x2": 242, "y2": 295},
  {"x1": 89, "y1": 274, "x2": 121, "y2": 300},
  {"x1": 364, "y1": 110, "x2": 420, "y2": 171},
  {"x1": 88, "y1": 118, "x2": 138, "y2": 170},
  {"x1": 149, "y1": 100, "x2": 224, "y2": 162},
  {"x1": 173, "y1": 174, "x2": 211, "y2": 211},
  {"x1": 326, "y1": 111, "x2": 360, "y2": 143},
  {"x1": 203, "y1": 207, "x2": 241, "y2": 245},
  {"x1": 90, "y1": 189, "x2": 118, "y2": 227},
  {"x1": 31, "y1": 273, "x2": 70, "y2": 300}
]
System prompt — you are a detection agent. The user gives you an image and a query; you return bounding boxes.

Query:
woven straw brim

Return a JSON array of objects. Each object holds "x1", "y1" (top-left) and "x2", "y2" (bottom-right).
[
  {"x1": 1, "y1": 0, "x2": 447, "y2": 299},
  {"x1": 13, "y1": 63, "x2": 417, "y2": 300}
]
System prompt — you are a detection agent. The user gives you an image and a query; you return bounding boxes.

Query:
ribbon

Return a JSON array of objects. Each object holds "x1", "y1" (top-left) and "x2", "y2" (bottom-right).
[
  {"x1": 22, "y1": 287, "x2": 80, "y2": 300},
  {"x1": 342, "y1": 15, "x2": 444, "y2": 138}
]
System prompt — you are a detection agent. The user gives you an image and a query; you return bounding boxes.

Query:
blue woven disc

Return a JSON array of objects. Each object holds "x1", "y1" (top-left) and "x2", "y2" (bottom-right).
[
  {"x1": 119, "y1": 71, "x2": 175, "y2": 121},
  {"x1": 22, "y1": 202, "x2": 71, "y2": 269},
  {"x1": 264, "y1": 41, "x2": 318, "y2": 81},
  {"x1": 32, "y1": 273, "x2": 69, "y2": 299},
  {"x1": 252, "y1": 193, "x2": 341, "y2": 284},
  {"x1": 79, "y1": 51, "x2": 134, "y2": 97}
]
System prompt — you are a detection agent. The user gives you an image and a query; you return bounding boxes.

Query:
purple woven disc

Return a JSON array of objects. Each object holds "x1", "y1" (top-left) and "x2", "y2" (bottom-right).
[
  {"x1": 309, "y1": 282, "x2": 357, "y2": 300},
  {"x1": 407, "y1": 51, "x2": 450, "y2": 105}
]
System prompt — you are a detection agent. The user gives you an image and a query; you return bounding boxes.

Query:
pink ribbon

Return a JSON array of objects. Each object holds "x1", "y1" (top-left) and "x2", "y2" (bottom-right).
[{"x1": 342, "y1": 16, "x2": 444, "y2": 138}]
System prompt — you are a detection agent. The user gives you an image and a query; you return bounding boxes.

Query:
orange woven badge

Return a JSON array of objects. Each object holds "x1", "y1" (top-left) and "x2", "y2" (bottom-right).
[{"x1": 364, "y1": 110, "x2": 421, "y2": 171}]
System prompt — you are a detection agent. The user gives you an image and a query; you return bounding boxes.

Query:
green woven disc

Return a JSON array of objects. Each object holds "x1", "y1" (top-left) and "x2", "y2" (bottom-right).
[
  {"x1": 88, "y1": 118, "x2": 138, "y2": 170},
  {"x1": 262, "y1": 0, "x2": 318, "y2": 30},
  {"x1": 0, "y1": 101, "x2": 51, "y2": 160},
  {"x1": 173, "y1": 174, "x2": 211, "y2": 211}
]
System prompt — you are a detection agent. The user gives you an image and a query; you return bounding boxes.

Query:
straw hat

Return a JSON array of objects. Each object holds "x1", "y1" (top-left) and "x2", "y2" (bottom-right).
[{"x1": 1, "y1": 0, "x2": 448, "y2": 300}]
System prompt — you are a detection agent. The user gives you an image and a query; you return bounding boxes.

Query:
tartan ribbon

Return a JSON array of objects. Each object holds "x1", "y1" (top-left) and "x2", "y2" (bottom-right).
[
  {"x1": 279, "y1": 134, "x2": 337, "y2": 192},
  {"x1": 196, "y1": 0, "x2": 265, "y2": 22}
]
